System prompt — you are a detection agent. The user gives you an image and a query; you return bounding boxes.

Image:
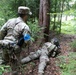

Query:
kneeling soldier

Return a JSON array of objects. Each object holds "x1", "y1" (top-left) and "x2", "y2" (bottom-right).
[{"x1": 0, "y1": 6, "x2": 32, "y2": 75}]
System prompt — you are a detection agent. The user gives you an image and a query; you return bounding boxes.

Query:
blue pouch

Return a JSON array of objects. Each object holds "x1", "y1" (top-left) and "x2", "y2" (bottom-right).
[
  {"x1": 17, "y1": 34, "x2": 31, "y2": 47},
  {"x1": 24, "y1": 34, "x2": 31, "y2": 41}
]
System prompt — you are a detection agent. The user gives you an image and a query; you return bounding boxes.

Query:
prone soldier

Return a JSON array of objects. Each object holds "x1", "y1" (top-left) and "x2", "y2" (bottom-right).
[{"x1": 21, "y1": 38, "x2": 61, "y2": 75}]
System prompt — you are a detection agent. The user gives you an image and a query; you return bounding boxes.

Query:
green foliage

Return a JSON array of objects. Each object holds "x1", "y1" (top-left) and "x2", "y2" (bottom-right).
[
  {"x1": 8, "y1": 0, "x2": 39, "y2": 21},
  {"x1": 0, "y1": 0, "x2": 40, "y2": 26},
  {"x1": 61, "y1": 21, "x2": 76, "y2": 34},
  {"x1": 0, "y1": 19, "x2": 5, "y2": 28},
  {"x1": 26, "y1": 0, "x2": 39, "y2": 18},
  {"x1": 71, "y1": 18, "x2": 76, "y2": 33},
  {"x1": 57, "y1": 52, "x2": 76, "y2": 75},
  {"x1": 0, "y1": 65, "x2": 11, "y2": 75},
  {"x1": 50, "y1": 0, "x2": 76, "y2": 33},
  {"x1": 0, "y1": 0, "x2": 76, "y2": 36},
  {"x1": 27, "y1": 21, "x2": 42, "y2": 42}
]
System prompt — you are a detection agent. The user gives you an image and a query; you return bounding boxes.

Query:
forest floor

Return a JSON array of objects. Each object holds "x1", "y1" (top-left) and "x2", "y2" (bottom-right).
[
  {"x1": 3, "y1": 33, "x2": 76, "y2": 75},
  {"x1": 21, "y1": 33, "x2": 76, "y2": 75}
]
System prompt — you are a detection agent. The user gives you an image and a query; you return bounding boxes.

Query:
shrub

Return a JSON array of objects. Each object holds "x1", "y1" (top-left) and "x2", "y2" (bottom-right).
[
  {"x1": 0, "y1": 65, "x2": 11, "y2": 75},
  {"x1": 27, "y1": 21, "x2": 42, "y2": 42},
  {"x1": 56, "y1": 52, "x2": 76, "y2": 75}
]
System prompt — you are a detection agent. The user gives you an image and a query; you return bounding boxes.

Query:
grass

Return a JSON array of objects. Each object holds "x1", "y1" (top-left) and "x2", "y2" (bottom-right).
[
  {"x1": 61, "y1": 26, "x2": 75, "y2": 34},
  {"x1": 57, "y1": 19, "x2": 76, "y2": 75},
  {"x1": 56, "y1": 52, "x2": 76, "y2": 75},
  {"x1": 61, "y1": 20, "x2": 76, "y2": 35}
]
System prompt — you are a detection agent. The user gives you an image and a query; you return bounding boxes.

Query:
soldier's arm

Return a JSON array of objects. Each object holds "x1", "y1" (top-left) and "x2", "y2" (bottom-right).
[{"x1": 23, "y1": 25, "x2": 31, "y2": 45}]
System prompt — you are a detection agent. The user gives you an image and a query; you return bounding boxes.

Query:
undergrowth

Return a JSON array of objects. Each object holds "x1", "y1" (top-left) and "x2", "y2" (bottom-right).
[
  {"x1": 56, "y1": 52, "x2": 76, "y2": 75},
  {"x1": 0, "y1": 65, "x2": 11, "y2": 75}
]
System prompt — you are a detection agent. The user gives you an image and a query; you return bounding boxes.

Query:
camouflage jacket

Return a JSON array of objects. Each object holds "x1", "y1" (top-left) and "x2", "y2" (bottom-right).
[{"x1": 0, "y1": 17, "x2": 30, "y2": 45}]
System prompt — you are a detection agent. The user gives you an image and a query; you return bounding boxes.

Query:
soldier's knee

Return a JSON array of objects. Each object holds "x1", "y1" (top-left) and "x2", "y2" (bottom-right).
[
  {"x1": 29, "y1": 50, "x2": 41, "y2": 60},
  {"x1": 40, "y1": 56, "x2": 49, "y2": 63}
]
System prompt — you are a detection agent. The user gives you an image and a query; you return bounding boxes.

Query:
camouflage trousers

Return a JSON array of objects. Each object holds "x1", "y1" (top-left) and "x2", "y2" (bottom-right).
[
  {"x1": 21, "y1": 49, "x2": 49, "y2": 75},
  {"x1": 0, "y1": 40, "x2": 22, "y2": 75},
  {"x1": 21, "y1": 42, "x2": 56, "y2": 75},
  {"x1": 3, "y1": 49, "x2": 21, "y2": 74}
]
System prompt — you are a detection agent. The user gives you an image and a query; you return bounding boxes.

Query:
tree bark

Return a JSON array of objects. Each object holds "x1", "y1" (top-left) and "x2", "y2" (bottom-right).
[
  {"x1": 39, "y1": 0, "x2": 50, "y2": 42},
  {"x1": 53, "y1": 0, "x2": 57, "y2": 30},
  {"x1": 39, "y1": 0, "x2": 43, "y2": 26},
  {"x1": 59, "y1": 0, "x2": 65, "y2": 33}
]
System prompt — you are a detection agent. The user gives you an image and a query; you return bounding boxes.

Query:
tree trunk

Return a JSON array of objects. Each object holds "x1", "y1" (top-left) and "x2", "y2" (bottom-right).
[
  {"x1": 39, "y1": 0, "x2": 43, "y2": 26},
  {"x1": 53, "y1": 0, "x2": 57, "y2": 30},
  {"x1": 59, "y1": 0, "x2": 65, "y2": 33},
  {"x1": 39, "y1": 0, "x2": 50, "y2": 42}
]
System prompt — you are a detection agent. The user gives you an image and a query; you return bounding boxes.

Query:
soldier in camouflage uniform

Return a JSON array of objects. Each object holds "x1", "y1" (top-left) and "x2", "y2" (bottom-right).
[
  {"x1": 0, "y1": 6, "x2": 32, "y2": 75},
  {"x1": 21, "y1": 38, "x2": 60, "y2": 75}
]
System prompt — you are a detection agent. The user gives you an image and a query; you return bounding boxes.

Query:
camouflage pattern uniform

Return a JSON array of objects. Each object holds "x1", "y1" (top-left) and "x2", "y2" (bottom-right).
[
  {"x1": 21, "y1": 42, "x2": 58, "y2": 75},
  {"x1": 0, "y1": 6, "x2": 31, "y2": 74}
]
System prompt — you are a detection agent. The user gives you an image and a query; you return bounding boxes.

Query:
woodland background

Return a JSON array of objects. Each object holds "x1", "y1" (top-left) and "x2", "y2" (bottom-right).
[{"x1": 0, "y1": 0, "x2": 76, "y2": 75}]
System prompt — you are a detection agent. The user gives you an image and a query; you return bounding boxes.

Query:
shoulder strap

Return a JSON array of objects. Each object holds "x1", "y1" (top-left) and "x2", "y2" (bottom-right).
[{"x1": 13, "y1": 19, "x2": 24, "y2": 47}]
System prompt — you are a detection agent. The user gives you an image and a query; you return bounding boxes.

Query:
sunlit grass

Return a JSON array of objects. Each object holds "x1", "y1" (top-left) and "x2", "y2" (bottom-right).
[
  {"x1": 61, "y1": 26, "x2": 75, "y2": 34},
  {"x1": 61, "y1": 20, "x2": 76, "y2": 34}
]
